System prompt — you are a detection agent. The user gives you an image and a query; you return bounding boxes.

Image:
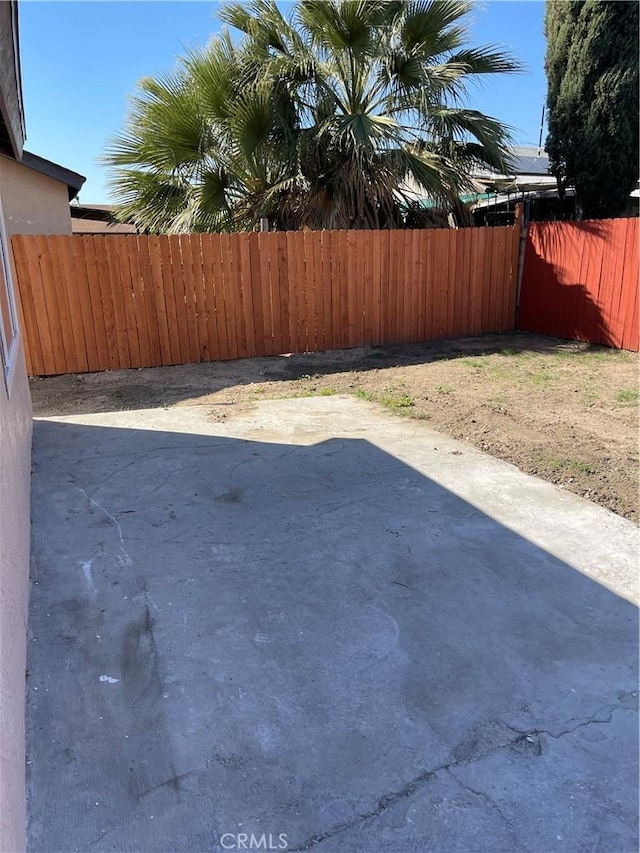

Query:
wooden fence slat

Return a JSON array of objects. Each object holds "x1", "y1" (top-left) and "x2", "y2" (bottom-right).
[
  {"x1": 336, "y1": 231, "x2": 347, "y2": 350},
  {"x1": 90, "y1": 236, "x2": 120, "y2": 371},
  {"x1": 453, "y1": 228, "x2": 466, "y2": 337},
  {"x1": 371, "y1": 229, "x2": 382, "y2": 346},
  {"x1": 621, "y1": 219, "x2": 639, "y2": 350},
  {"x1": 345, "y1": 230, "x2": 356, "y2": 348},
  {"x1": 378, "y1": 229, "x2": 390, "y2": 345},
  {"x1": 283, "y1": 231, "x2": 298, "y2": 352},
  {"x1": 256, "y1": 232, "x2": 273, "y2": 356},
  {"x1": 10, "y1": 236, "x2": 43, "y2": 375},
  {"x1": 313, "y1": 230, "x2": 324, "y2": 351},
  {"x1": 303, "y1": 230, "x2": 316, "y2": 352},
  {"x1": 48, "y1": 236, "x2": 85, "y2": 373},
  {"x1": 318, "y1": 230, "x2": 326, "y2": 351},
  {"x1": 84, "y1": 236, "x2": 114, "y2": 371},
  {"x1": 69, "y1": 236, "x2": 100, "y2": 372},
  {"x1": 178, "y1": 234, "x2": 201, "y2": 363},
  {"x1": 502, "y1": 221, "x2": 518, "y2": 331},
  {"x1": 101, "y1": 237, "x2": 130, "y2": 369},
  {"x1": 201, "y1": 234, "x2": 223, "y2": 361},
  {"x1": 267, "y1": 233, "x2": 282, "y2": 355},
  {"x1": 412, "y1": 230, "x2": 424, "y2": 342},
  {"x1": 34, "y1": 236, "x2": 68, "y2": 374},
  {"x1": 402, "y1": 231, "x2": 415, "y2": 342},
  {"x1": 112, "y1": 237, "x2": 141, "y2": 369},
  {"x1": 146, "y1": 234, "x2": 172, "y2": 366},
  {"x1": 127, "y1": 236, "x2": 154, "y2": 367},
  {"x1": 453, "y1": 227, "x2": 466, "y2": 338},
  {"x1": 190, "y1": 234, "x2": 209, "y2": 362},
  {"x1": 461, "y1": 227, "x2": 474, "y2": 335},
  {"x1": 238, "y1": 232, "x2": 256, "y2": 357},
  {"x1": 136, "y1": 235, "x2": 163, "y2": 367},
  {"x1": 471, "y1": 227, "x2": 486, "y2": 337},
  {"x1": 438, "y1": 229, "x2": 450, "y2": 338},
  {"x1": 352, "y1": 230, "x2": 363, "y2": 347},
  {"x1": 276, "y1": 232, "x2": 290, "y2": 353},
  {"x1": 219, "y1": 234, "x2": 239, "y2": 359},
  {"x1": 606, "y1": 222, "x2": 625, "y2": 347},
  {"x1": 232, "y1": 232, "x2": 250, "y2": 357},
  {"x1": 211, "y1": 234, "x2": 229, "y2": 360},
  {"x1": 396, "y1": 230, "x2": 407, "y2": 342},
  {"x1": 481, "y1": 226, "x2": 495, "y2": 334},
  {"x1": 429, "y1": 229, "x2": 443, "y2": 339},
  {"x1": 157, "y1": 236, "x2": 181, "y2": 365},
  {"x1": 44, "y1": 236, "x2": 77, "y2": 371},
  {"x1": 166, "y1": 236, "x2": 189, "y2": 364},
  {"x1": 288, "y1": 230, "x2": 299, "y2": 351},
  {"x1": 422, "y1": 230, "x2": 433, "y2": 341},
  {"x1": 571, "y1": 225, "x2": 596, "y2": 345},
  {"x1": 29, "y1": 235, "x2": 59, "y2": 373},
  {"x1": 317, "y1": 231, "x2": 329, "y2": 351},
  {"x1": 295, "y1": 231, "x2": 313, "y2": 352},
  {"x1": 330, "y1": 230, "x2": 340, "y2": 350},
  {"x1": 361, "y1": 231, "x2": 372, "y2": 346},
  {"x1": 490, "y1": 227, "x2": 507, "y2": 333},
  {"x1": 434, "y1": 229, "x2": 447, "y2": 339}
]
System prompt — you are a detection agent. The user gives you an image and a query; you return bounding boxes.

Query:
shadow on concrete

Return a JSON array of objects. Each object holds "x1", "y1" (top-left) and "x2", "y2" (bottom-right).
[
  {"x1": 28, "y1": 332, "x2": 623, "y2": 417},
  {"x1": 27, "y1": 418, "x2": 638, "y2": 853}
]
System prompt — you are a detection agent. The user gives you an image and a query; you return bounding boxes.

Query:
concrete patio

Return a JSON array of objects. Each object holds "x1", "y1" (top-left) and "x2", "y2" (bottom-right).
[{"x1": 26, "y1": 396, "x2": 638, "y2": 853}]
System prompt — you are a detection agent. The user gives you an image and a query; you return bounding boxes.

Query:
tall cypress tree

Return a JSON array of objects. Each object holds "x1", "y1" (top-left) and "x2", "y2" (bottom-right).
[{"x1": 545, "y1": 0, "x2": 639, "y2": 219}]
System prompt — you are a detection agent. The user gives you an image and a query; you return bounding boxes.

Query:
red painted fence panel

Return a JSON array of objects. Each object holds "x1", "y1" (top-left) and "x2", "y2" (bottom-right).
[{"x1": 518, "y1": 218, "x2": 639, "y2": 351}]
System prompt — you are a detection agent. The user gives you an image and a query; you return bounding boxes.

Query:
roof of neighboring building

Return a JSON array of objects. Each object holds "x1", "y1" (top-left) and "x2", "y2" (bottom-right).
[
  {"x1": 505, "y1": 146, "x2": 550, "y2": 176},
  {"x1": 472, "y1": 147, "x2": 554, "y2": 193},
  {"x1": 70, "y1": 203, "x2": 138, "y2": 234},
  {"x1": 20, "y1": 151, "x2": 85, "y2": 199},
  {"x1": 472, "y1": 146, "x2": 550, "y2": 179}
]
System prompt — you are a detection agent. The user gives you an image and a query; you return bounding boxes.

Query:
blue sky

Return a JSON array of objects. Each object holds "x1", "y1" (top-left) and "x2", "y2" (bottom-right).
[{"x1": 19, "y1": 1, "x2": 547, "y2": 203}]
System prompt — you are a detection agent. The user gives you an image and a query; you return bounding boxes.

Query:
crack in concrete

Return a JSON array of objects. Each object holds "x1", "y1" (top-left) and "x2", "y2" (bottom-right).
[
  {"x1": 506, "y1": 702, "x2": 628, "y2": 742},
  {"x1": 288, "y1": 702, "x2": 630, "y2": 852},
  {"x1": 79, "y1": 488, "x2": 133, "y2": 568},
  {"x1": 445, "y1": 767, "x2": 526, "y2": 852},
  {"x1": 139, "y1": 770, "x2": 193, "y2": 799}
]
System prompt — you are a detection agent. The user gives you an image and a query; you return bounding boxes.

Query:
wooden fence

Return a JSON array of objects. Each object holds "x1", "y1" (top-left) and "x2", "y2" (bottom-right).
[
  {"x1": 518, "y1": 218, "x2": 639, "y2": 351},
  {"x1": 11, "y1": 225, "x2": 520, "y2": 376}
]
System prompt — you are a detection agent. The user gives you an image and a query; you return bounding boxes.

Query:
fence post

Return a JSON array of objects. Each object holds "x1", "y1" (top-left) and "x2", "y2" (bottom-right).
[{"x1": 514, "y1": 202, "x2": 527, "y2": 326}]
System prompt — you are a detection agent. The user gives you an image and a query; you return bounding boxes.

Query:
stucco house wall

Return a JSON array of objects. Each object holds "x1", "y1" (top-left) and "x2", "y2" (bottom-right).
[
  {"x1": 0, "y1": 4, "x2": 34, "y2": 848},
  {"x1": 0, "y1": 312, "x2": 31, "y2": 853},
  {"x1": 0, "y1": 153, "x2": 74, "y2": 236}
]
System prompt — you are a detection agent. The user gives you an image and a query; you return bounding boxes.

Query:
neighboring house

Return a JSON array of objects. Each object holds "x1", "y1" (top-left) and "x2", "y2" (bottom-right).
[
  {"x1": 401, "y1": 147, "x2": 555, "y2": 225},
  {"x1": 0, "y1": 149, "x2": 84, "y2": 236},
  {"x1": 471, "y1": 146, "x2": 639, "y2": 224},
  {"x1": 472, "y1": 146, "x2": 555, "y2": 195},
  {"x1": 470, "y1": 146, "x2": 555, "y2": 225},
  {"x1": 0, "y1": 4, "x2": 85, "y2": 851},
  {"x1": 406, "y1": 145, "x2": 638, "y2": 225},
  {"x1": 70, "y1": 202, "x2": 138, "y2": 234}
]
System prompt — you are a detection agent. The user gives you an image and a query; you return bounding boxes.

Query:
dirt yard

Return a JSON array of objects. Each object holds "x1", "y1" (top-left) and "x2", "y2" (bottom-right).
[{"x1": 30, "y1": 332, "x2": 638, "y2": 522}]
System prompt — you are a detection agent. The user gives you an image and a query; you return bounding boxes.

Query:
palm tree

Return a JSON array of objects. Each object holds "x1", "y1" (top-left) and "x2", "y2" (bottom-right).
[{"x1": 105, "y1": 0, "x2": 521, "y2": 232}]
